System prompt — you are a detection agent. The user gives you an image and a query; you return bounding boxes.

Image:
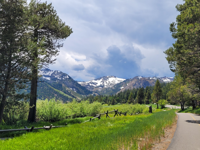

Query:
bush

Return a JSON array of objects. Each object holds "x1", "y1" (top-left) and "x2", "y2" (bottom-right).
[
  {"x1": 65, "y1": 100, "x2": 102, "y2": 117},
  {"x1": 86, "y1": 101, "x2": 102, "y2": 116},
  {"x1": 158, "y1": 99, "x2": 168, "y2": 109},
  {"x1": 101, "y1": 104, "x2": 148, "y2": 115},
  {"x1": 2, "y1": 98, "x2": 29, "y2": 125},
  {"x1": 37, "y1": 98, "x2": 67, "y2": 122}
]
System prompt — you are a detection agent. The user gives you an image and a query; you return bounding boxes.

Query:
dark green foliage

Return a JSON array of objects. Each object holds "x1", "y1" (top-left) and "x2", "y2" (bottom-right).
[
  {"x1": 37, "y1": 82, "x2": 73, "y2": 102},
  {"x1": 136, "y1": 87, "x2": 144, "y2": 104},
  {"x1": 27, "y1": 0, "x2": 73, "y2": 122},
  {"x1": 127, "y1": 92, "x2": 134, "y2": 104},
  {"x1": 164, "y1": 0, "x2": 200, "y2": 90},
  {"x1": 0, "y1": 0, "x2": 31, "y2": 124},
  {"x1": 164, "y1": 0, "x2": 200, "y2": 109},
  {"x1": 84, "y1": 82, "x2": 172, "y2": 105},
  {"x1": 144, "y1": 87, "x2": 151, "y2": 104},
  {"x1": 152, "y1": 80, "x2": 162, "y2": 109},
  {"x1": 2, "y1": 97, "x2": 29, "y2": 125}
]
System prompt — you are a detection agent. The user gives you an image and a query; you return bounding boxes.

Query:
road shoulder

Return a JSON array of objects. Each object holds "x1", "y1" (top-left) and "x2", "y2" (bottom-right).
[{"x1": 151, "y1": 115, "x2": 178, "y2": 150}]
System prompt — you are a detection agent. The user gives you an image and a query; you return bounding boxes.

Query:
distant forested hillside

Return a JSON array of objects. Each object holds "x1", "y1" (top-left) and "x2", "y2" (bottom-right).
[{"x1": 83, "y1": 82, "x2": 171, "y2": 105}]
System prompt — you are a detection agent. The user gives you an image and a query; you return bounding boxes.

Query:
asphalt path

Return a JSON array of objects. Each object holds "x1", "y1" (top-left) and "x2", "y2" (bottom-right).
[
  {"x1": 167, "y1": 113, "x2": 200, "y2": 150},
  {"x1": 165, "y1": 104, "x2": 187, "y2": 109}
]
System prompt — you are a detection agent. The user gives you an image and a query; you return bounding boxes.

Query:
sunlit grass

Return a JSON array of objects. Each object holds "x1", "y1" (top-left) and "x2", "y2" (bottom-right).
[
  {"x1": 0, "y1": 110, "x2": 176, "y2": 150},
  {"x1": 178, "y1": 106, "x2": 200, "y2": 115},
  {"x1": 0, "y1": 117, "x2": 90, "y2": 138}
]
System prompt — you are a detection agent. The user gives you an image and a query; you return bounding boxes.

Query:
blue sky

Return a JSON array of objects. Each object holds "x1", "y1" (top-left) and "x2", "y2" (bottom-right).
[{"x1": 33, "y1": 0, "x2": 184, "y2": 81}]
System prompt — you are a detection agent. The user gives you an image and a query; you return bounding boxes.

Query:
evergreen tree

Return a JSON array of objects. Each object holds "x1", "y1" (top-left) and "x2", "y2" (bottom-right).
[
  {"x1": 164, "y1": 0, "x2": 200, "y2": 94},
  {"x1": 151, "y1": 79, "x2": 162, "y2": 109},
  {"x1": 111, "y1": 98, "x2": 117, "y2": 105},
  {"x1": 144, "y1": 89, "x2": 151, "y2": 104},
  {"x1": 127, "y1": 92, "x2": 133, "y2": 104},
  {"x1": 136, "y1": 87, "x2": 144, "y2": 104},
  {"x1": 0, "y1": 0, "x2": 30, "y2": 124},
  {"x1": 27, "y1": 0, "x2": 73, "y2": 122},
  {"x1": 167, "y1": 74, "x2": 190, "y2": 110}
]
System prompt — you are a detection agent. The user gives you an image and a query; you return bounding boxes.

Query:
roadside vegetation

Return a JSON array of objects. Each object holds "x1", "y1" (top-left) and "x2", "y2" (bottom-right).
[
  {"x1": 178, "y1": 106, "x2": 200, "y2": 115},
  {"x1": 0, "y1": 109, "x2": 176, "y2": 150},
  {"x1": 3, "y1": 0, "x2": 200, "y2": 149}
]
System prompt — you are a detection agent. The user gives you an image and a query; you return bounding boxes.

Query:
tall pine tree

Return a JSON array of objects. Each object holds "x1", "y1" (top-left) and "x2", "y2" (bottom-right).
[
  {"x1": 136, "y1": 87, "x2": 144, "y2": 104},
  {"x1": 27, "y1": 0, "x2": 73, "y2": 122},
  {"x1": 152, "y1": 79, "x2": 162, "y2": 109},
  {"x1": 127, "y1": 92, "x2": 134, "y2": 104},
  {"x1": 164, "y1": 0, "x2": 200, "y2": 94},
  {"x1": 0, "y1": 0, "x2": 30, "y2": 124}
]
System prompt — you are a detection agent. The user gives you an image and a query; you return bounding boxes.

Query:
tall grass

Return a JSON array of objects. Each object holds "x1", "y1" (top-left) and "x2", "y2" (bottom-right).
[
  {"x1": 37, "y1": 99, "x2": 67, "y2": 122},
  {"x1": 0, "y1": 110, "x2": 176, "y2": 150},
  {"x1": 3, "y1": 98, "x2": 152, "y2": 124},
  {"x1": 65, "y1": 100, "x2": 102, "y2": 117},
  {"x1": 101, "y1": 104, "x2": 155, "y2": 114}
]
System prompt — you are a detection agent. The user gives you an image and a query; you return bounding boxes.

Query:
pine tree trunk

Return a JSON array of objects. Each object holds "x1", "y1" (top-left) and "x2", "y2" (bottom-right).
[
  {"x1": 28, "y1": 29, "x2": 38, "y2": 122},
  {"x1": 195, "y1": 100, "x2": 197, "y2": 108},
  {"x1": 0, "y1": 86, "x2": 8, "y2": 124},
  {"x1": 192, "y1": 100, "x2": 196, "y2": 110},
  {"x1": 0, "y1": 53, "x2": 11, "y2": 124},
  {"x1": 28, "y1": 65, "x2": 38, "y2": 122}
]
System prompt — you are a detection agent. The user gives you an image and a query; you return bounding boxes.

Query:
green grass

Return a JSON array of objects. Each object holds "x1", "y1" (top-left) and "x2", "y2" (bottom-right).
[
  {"x1": 178, "y1": 106, "x2": 200, "y2": 115},
  {"x1": 0, "y1": 110, "x2": 176, "y2": 150},
  {"x1": 0, "y1": 117, "x2": 90, "y2": 138}
]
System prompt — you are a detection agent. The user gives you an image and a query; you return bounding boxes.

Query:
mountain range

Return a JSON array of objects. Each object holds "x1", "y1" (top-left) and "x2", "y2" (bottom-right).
[{"x1": 37, "y1": 68, "x2": 174, "y2": 101}]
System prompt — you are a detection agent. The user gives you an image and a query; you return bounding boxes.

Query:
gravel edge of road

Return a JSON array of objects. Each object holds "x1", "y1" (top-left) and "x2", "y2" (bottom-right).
[{"x1": 151, "y1": 114, "x2": 178, "y2": 150}]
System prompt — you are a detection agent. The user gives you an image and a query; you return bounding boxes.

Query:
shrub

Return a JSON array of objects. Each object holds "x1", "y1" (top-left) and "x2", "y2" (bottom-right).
[
  {"x1": 3, "y1": 98, "x2": 29, "y2": 125},
  {"x1": 86, "y1": 101, "x2": 102, "y2": 116},
  {"x1": 37, "y1": 98, "x2": 67, "y2": 122},
  {"x1": 158, "y1": 99, "x2": 168, "y2": 109},
  {"x1": 65, "y1": 100, "x2": 102, "y2": 117}
]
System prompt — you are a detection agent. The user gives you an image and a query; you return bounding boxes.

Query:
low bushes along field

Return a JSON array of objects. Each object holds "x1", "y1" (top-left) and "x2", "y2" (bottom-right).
[
  {"x1": 178, "y1": 106, "x2": 200, "y2": 115},
  {"x1": 0, "y1": 110, "x2": 176, "y2": 150},
  {"x1": 35, "y1": 99, "x2": 153, "y2": 122}
]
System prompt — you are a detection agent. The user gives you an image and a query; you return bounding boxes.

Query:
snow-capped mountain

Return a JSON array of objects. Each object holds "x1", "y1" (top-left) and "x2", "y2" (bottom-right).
[
  {"x1": 38, "y1": 68, "x2": 174, "y2": 97},
  {"x1": 37, "y1": 68, "x2": 92, "y2": 101},
  {"x1": 135, "y1": 76, "x2": 174, "y2": 83},
  {"x1": 79, "y1": 75, "x2": 174, "y2": 95},
  {"x1": 39, "y1": 68, "x2": 70, "y2": 81},
  {"x1": 78, "y1": 76, "x2": 126, "y2": 90},
  {"x1": 115, "y1": 76, "x2": 174, "y2": 93}
]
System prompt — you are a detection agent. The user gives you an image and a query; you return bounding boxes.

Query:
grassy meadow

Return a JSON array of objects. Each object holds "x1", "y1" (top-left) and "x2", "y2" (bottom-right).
[{"x1": 0, "y1": 108, "x2": 176, "y2": 150}]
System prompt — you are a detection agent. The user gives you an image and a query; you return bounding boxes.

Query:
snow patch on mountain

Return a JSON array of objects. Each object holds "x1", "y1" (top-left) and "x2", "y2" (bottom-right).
[
  {"x1": 160, "y1": 77, "x2": 173, "y2": 83},
  {"x1": 39, "y1": 68, "x2": 69, "y2": 80},
  {"x1": 148, "y1": 76, "x2": 173, "y2": 83},
  {"x1": 40, "y1": 69, "x2": 54, "y2": 76},
  {"x1": 150, "y1": 77, "x2": 157, "y2": 80},
  {"x1": 43, "y1": 77, "x2": 51, "y2": 80},
  {"x1": 78, "y1": 76, "x2": 126, "y2": 88}
]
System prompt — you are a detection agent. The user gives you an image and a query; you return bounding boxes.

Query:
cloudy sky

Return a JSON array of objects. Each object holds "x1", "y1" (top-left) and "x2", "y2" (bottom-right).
[{"x1": 37, "y1": 0, "x2": 184, "y2": 81}]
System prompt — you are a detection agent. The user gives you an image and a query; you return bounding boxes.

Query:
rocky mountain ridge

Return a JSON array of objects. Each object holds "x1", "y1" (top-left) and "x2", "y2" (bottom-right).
[
  {"x1": 37, "y1": 68, "x2": 92, "y2": 101},
  {"x1": 38, "y1": 68, "x2": 174, "y2": 98},
  {"x1": 79, "y1": 75, "x2": 174, "y2": 94}
]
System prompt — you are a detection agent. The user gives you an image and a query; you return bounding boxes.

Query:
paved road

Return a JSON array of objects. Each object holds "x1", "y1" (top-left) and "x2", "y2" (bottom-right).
[
  {"x1": 165, "y1": 104, "x2": 187, "y2": 109},
  {"x1": 167, "y1": 113, "x2": 200, "y2": 150}
]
